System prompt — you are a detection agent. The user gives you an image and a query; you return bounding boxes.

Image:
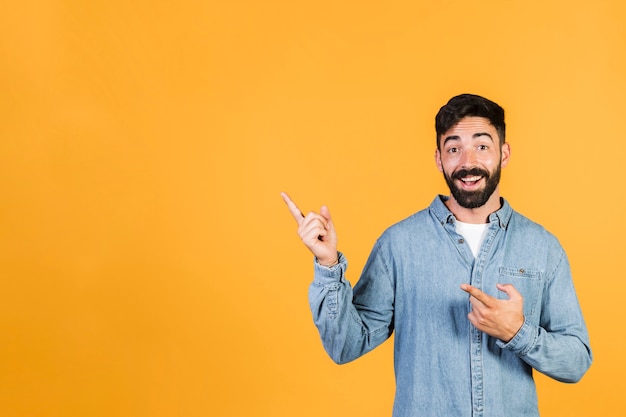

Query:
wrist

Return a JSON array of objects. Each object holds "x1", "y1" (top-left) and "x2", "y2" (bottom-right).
[{"x1": 317, "y1": 254, "x2": 339, "y2": 267}]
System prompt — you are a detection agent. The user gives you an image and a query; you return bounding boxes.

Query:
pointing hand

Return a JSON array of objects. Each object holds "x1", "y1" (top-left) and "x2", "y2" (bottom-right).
[
  {"x1": 281, "y1": 192, "x2": 338, "y2": 267},
  {"x1": 460, "y1": 283, "x2": 524, "y2": 342}
]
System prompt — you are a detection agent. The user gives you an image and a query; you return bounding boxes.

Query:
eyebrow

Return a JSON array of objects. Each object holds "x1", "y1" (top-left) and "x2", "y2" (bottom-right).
[{"x1": 443, "y1": 132, "x2": 494, "y2": 146}]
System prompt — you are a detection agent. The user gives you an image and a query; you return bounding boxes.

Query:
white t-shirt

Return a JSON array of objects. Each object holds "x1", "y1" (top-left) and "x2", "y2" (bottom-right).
[{"x1": 455, "y1": 220, "x2": 489, "y2": 258}]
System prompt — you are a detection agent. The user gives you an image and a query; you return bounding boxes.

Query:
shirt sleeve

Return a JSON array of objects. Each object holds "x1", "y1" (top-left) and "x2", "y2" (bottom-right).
[
  {"x1": 496, "y1": 249, "x2": 592, "y2": 382},
  {"x1": 308, "y1": 243, "x2": 395, "y2": 364}
]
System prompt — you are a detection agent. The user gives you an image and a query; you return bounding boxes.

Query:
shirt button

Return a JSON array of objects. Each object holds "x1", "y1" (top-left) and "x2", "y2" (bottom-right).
[
  {"x1": 519, "y1": 268, "x2": 525, "y2": 274},
  {"x1": 458, "y1": 238, "x2": 465, "y2": 244}
]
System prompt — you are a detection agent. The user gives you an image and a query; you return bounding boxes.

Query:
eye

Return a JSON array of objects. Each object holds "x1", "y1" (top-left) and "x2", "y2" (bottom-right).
[
  {"x1": 477, "y1": 144, "x2": 489, "y2": 151},
  {"x1": 447, "y1": 147, "x2": 459, "y2": 153}
]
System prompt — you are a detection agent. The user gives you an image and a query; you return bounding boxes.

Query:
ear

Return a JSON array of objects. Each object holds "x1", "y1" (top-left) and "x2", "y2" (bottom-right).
[
  {"x1": 500, "y1": 142, "x2": 511, "y2": 168},
  {"x1": 435, "y1": 149, "x2": 443, "y2": 172}
]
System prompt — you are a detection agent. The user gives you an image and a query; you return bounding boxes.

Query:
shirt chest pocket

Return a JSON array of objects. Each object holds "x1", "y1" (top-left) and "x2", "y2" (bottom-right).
[{"x1": 498, "y1": 266, "x2": 543, "y2": 322}]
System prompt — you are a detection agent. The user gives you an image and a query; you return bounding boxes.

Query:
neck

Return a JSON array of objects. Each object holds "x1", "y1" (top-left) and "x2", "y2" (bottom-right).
[{"x1": 444, "y1": 190, "x2": 502, "y2": 224}]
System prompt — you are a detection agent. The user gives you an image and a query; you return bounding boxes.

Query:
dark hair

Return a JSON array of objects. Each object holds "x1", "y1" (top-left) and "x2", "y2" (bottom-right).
[{"x1": 435, "y1": 94, "x2": 505, "y2": 150}]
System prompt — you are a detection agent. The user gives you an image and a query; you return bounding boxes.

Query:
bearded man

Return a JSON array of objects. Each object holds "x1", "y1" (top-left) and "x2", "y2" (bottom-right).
[{"x1": 282, "y1": 94, "x2": 592, "y2": 417}]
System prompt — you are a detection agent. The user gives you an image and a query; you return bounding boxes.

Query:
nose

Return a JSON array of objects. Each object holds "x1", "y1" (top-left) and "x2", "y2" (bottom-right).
[{"x1": 460, "y1": 149, "x2": 478, "y2": 168}]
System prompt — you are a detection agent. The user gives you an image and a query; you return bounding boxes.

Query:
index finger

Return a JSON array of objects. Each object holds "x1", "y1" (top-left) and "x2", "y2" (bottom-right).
[
  {"x1": 280, "y1": 192, "x2": 305, "y2": 224},
  {"x1": 460, "y1": 284, "x2": 495, "y2": 307}
]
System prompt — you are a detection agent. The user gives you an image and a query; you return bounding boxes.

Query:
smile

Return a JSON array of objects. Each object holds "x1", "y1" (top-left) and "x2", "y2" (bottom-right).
[{"x1": 460, "y1": 175, "x2": 483, "y2": 185}]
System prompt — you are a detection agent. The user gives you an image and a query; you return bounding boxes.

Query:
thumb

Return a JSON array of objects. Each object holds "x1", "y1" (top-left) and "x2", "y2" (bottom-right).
[
  {"x1": 320, "y1": 205, "x2": 333, "y2": 228},
  {"x1": 496, "y1": 283, "x2": 521, "y2": 300}
]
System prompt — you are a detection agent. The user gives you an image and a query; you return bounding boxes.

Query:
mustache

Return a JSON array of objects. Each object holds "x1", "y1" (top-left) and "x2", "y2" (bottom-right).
[{"x1": 451, "y1": 167, "x2": 490, "y2": 180}]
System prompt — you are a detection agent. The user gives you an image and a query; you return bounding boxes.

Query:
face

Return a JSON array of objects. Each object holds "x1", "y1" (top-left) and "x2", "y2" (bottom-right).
[{"x1": 435, "y1": 117, "x2": 510, "y2": 209}]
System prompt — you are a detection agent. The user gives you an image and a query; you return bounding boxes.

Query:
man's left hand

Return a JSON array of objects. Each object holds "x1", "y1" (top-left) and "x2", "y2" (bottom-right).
[{"x1": 460, "y1": 283, "x2": 524, "y2": 343}]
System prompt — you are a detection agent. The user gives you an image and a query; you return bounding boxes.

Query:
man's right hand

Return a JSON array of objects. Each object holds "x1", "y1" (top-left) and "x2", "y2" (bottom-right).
[{"x1": 281, "y1": 192, "x2": 338, "y2": 267}]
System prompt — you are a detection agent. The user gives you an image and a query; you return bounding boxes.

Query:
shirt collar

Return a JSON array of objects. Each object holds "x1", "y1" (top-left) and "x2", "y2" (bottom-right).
[{"x1": 430, "y1": 195, "x2": 512, "y2": 230}]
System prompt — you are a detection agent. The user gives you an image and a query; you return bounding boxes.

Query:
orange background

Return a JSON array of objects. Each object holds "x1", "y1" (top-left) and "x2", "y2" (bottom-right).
[{"x1": 0, "y1": 1, "x2": 624, "y2": 416}]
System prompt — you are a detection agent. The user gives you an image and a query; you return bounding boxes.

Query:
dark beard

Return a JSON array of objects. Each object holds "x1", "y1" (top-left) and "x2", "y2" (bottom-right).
[{"x1": 443, "y1": 165, "x2": 501, "y2": 209}]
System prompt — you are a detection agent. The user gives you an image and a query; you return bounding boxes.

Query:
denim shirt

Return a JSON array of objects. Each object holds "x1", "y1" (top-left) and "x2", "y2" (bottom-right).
[{"x1": 309, "y1": 196, "x2": 592, "y2": 417}]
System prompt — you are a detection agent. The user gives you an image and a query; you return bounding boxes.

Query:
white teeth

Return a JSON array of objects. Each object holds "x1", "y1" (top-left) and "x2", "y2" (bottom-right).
[{"x1": 461, "y1": 176, "x2": 482, "y2": 182}]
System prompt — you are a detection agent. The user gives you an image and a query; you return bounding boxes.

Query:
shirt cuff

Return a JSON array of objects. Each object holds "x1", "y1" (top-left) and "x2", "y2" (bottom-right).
[
  {"x1": 313, "y1": 251, "x2": 348, "y2": 285},
  {"x1": 496, "y1": 317, "x2": 538, "y2": 355}
]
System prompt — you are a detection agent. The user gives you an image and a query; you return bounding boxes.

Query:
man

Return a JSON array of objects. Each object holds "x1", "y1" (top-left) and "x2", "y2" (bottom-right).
[{"x1": 281, "y1": 94, "x2": 592, "y2": 417}]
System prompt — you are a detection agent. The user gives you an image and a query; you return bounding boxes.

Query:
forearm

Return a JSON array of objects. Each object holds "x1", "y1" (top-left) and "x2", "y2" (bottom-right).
[
  {"x1": 498, "y1": 319, "x2": 592, "y2": 382},
  {"x1": 309, "y1": 251, "x2": 393, "y2": 364}
]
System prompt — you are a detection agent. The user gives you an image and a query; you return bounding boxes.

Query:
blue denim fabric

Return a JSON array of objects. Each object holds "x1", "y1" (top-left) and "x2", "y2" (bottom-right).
[{"x1": 309, "y1": 196, "x2": 592, "y2": 417}]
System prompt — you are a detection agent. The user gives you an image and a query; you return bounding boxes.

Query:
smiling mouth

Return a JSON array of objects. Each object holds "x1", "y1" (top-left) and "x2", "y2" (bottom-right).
[{"x1": 460, "y1": 175, "x2": 483, "y2": 186}]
